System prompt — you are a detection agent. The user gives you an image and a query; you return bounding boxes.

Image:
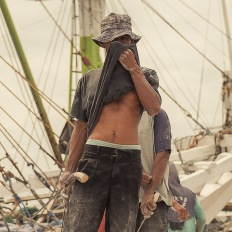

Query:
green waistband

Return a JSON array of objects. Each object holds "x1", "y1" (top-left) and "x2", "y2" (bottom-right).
[{"x1": 86, "y1": 139, "x2": 141, "y2": 150}]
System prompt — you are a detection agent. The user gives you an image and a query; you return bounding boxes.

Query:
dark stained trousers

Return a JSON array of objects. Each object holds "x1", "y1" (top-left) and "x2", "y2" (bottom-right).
[
  {"x1": 136, "y1": 201, "x2": 169, "y2": 232},
  {"x1": 62, "y1": 144, "x2": 142, "y2": 232}
]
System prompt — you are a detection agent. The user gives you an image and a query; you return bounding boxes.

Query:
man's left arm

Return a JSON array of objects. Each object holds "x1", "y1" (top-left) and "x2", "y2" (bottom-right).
[
  {"x1": 140, "y1": 109, "x2": 172, "y2": 217},
  {"x1": 119, "y1": 49, "x2": 161, "y2": 116},
  {"x1": 140, "y1": 151, "x2": 170, "y2": 216}
]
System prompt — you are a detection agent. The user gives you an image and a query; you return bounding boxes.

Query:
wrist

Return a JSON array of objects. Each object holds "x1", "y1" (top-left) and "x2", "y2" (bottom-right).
[
  {"x1": 146, "y1": 186, "x2": 155, "y2": 195},
  {"x1": 64, "y1": 163, "x2": 77, "y2": 173},
  {"x1": 64, "y1": 169, "x2": 75, "y2": 174},
  {"x1": 60, "y1": 171, "x2": 71, "y2": 181},
  {"x1": 63, "y1": 170, "x2": 71, "y2": 174},
  {"x1": 129, "y1": 65, "x2": 141, "y2": 74}
]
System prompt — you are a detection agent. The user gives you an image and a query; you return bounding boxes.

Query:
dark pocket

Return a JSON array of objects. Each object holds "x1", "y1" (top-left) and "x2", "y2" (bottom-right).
[
  {"x1": 169, "y1": 221, "x2": 185, "y2": 230},
  {"x1": 77, "y1": 157, "x2": 97, "y2": 179}
]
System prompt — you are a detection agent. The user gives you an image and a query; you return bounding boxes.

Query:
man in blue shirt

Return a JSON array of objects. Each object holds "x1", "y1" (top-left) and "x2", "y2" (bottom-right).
[{"x1": 136, "y1": 109, "x2": 172, "y2": 231}]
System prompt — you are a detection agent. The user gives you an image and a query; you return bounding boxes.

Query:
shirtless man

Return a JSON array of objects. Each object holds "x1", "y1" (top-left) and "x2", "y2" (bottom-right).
[{"x1": 61, "y1": 13, "x2": 161, "y2": 232}]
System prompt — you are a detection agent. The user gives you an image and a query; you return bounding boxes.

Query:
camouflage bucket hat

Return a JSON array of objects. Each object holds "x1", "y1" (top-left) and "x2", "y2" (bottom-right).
[{"x1": 92, "y1": 13, "x2": 141, "y2": 47}]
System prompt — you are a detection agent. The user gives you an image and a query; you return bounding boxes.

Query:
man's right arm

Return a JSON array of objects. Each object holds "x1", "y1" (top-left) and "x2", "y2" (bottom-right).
[
  {"x1": 60, "y1": 120, "x2": 87, "y2": 187},
  {"x1": 65, "y1": 120, "x2": 87, "y2": 172},
  {"x1": 119, "y1": 51, "x2": 161, "y2": 116}
]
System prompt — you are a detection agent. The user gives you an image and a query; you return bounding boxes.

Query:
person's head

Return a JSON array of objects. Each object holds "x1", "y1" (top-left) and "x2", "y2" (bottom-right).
[{"x1": 92, "y1": 13, "x2": 141, "y2": 50}]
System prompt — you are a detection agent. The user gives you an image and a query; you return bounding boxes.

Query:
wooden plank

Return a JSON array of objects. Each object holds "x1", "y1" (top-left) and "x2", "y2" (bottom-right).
[
  {"x1": 170, "y1": 145, "x2": 215, "y2": 163},
  {"x1": 0, "y1": 169, "x2": 60, "y2": 197},
  {"x1": 36, "y1": 208, "x2": 64, "y2": 216},
  {"x1": 200, "y1": 173, "x2": 232, "y2": 224},
  {"x1": 216, "y1": 211, "x2": 232, "y2": 221},
  {"x1": 173, "y1": 135, "x2": 215, "y2": 151},
  {"x1": 4, "y1": 192, "x2": 52, "y2": 204},
  {"x1": 179, "y1": 154, "x2": 232, "y2": 193},
  {"x1": 200, "y1": 183, "x2": 221, "y2": 197},
  {"x1": 37, "y1": 199, "x2": 55, "y2": 223}
]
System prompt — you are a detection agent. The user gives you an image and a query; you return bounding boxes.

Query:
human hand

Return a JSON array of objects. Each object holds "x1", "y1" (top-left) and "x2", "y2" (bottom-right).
[
  {"x1": 60, "y1": 172, "x2": 72, "y2": 187},
  {"x1": 60, "y1": 172, "x2": 89, "y2": 201},
  {"x1": 60, "y1": 172, "x2": 72, "y2": 200},
  {"x1": 172, "y1": 200, "x2": 190, "y2": 221},
  {"x1": 119, "y1": 49, "x2": 137, "y2": 71},
  {"x1": 140, "y1": 193, "x2": 158, "y2": 218},
  {"x1": 142, "y1": 172, "x2": 152, "y2": 185}
]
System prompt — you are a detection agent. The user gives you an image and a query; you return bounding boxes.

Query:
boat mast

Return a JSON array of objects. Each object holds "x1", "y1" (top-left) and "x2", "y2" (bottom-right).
[
  {"x1": 78, "y1": 0, "x2": 104, "y2": 73},
  {"x1": 68, "y1": 0, "x2": 79, "y2": 112},
  {"x1": 68, "y1": 0, "x2": 104, "y2": 112},
  {"x1": 221, "y1": 0, "x2": 232, "y2": 130},
  {"x1": 0, "y1": 0, "x2": 62, "y2": 166}
]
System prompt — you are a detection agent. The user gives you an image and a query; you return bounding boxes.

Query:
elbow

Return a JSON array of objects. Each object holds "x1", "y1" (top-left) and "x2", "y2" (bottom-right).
[{"x1": 147, "y1": 104, "x2": 161, "y2": 117}]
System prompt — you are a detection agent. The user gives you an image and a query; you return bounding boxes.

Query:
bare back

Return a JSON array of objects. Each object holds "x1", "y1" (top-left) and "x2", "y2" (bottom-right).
[{"x1": 89, "y1": 91, "x2": 142, "y2": 144}]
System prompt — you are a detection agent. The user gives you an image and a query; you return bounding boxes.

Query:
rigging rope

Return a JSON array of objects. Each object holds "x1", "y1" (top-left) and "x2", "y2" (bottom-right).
[
  {"x1": 0, "y1": 169, "x2": 33, "y2": 226},
  {"x1": 0, "y1": 206, "x2": 10, "y2": 232},
  {"x1": 196, "y1": 1, "x2": 211, "y2": 126},
  {"x1": 0, "y1": 151, "x2": 62, "y2": 224},
  {"x1": 0, "y1": 56, "x2": 72, "y2": 125},
  {"x1": 35, "y1": 7, "x2": 72, "y2": 161},
  {"x1": 0, "y1": 126, "x2": 58, "y2": 190},
  {"x1": 0, "y1": 107, "x2": 59, "y2": 164},
  {"x1": 160, "y1": 86, "x2": 212, "y2": 135},
  {"x1": 142, "y1": 0, "x2": 232, "y2": 82},
  {"x1": 0, "y1": 81, "x2": 59, "y2": 138},
  {"x1": 1, "y1": 144, "x2": 27, "y2": 183},
  {"x1": 115, "y1": 0, "x2": 210, "y2": 133},
  {"x1": 0, "y1": 13, "x2": 49, "y2": 164},
  {"x1": 0, "y1": 193, "x2": 59, "y2": 231},
  {"x1": 165, "y1": 0, "x2": 230, "y2": 61},
  {"x1": 141, "y1": 2, "x2": 211, "y2": 128},
  {"x1": 39, "y1": 0, "x2": 94, "y2": 69},
  {"x1": 27, "y1": 163, "x2": 53, "y2": 192},
  {"x1": 179, "y1": 0, "x2": 232, "y2": 41}
]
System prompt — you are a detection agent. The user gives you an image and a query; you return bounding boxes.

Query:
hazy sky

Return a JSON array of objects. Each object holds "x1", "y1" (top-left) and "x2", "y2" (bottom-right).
[{"x1": 1, "y1": 0, "x2": 232, "y2": 174}]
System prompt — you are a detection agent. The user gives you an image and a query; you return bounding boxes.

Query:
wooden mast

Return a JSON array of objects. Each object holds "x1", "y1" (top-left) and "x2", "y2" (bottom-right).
[
  {"x1": 78, "y1": 0, "x2": 104, "y2": 73},
  {"x1": 0, "y1": 0, "x2": 63, "y2": 166},
  {"x1": 68, "y1": 0, "x2": 104, "y2": 112}
]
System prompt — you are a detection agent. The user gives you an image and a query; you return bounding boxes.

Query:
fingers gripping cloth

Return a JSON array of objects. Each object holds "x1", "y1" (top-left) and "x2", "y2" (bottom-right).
[
  {"x1": 61, "y1": 172, "x2": 89, "y2": 205},
  {"x1": 137, "y1": 192, "x2": 160, "y2": 232},
  {"x1": 87, "y1": 41, "x2": 140, "y2": 136},
  {"x1": 61, "y1": 172, "x2": 89, "y2": 231}
]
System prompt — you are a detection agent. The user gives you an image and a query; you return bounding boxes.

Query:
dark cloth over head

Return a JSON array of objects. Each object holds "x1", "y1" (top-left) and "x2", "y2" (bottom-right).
[
  {"x1": 167, "y1": 161, "x2": 196, "y2": 222},
  {"x1": 87, "y1": 41, "x2": 140, "y2": 136},
  {"x1": 70, "y1": 42, "x2": 161, "y2": 137}
]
